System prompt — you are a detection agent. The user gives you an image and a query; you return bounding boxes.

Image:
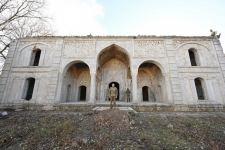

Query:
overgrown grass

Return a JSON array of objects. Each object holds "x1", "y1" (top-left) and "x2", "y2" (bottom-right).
[{"x1": 0, "y1": 111, "x2": 225, "y2": 149}]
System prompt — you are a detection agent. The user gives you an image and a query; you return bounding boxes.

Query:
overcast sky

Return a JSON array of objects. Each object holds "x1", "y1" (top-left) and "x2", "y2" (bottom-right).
[{"x1": 46, "y1": 0, "x2": 225, "y2": 49}]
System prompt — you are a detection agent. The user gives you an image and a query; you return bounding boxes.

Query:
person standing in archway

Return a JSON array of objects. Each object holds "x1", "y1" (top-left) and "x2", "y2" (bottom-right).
[
  {"x1": 126, "y1": 88, "x2": 131, "y2": 102},
  {"x1": 109, "y1": 83, "x2": 118, "y2": 109}
]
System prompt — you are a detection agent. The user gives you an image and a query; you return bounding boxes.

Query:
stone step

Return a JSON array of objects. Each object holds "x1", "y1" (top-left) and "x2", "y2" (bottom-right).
[{"x1": 93, "y1": 106, "x2": 137, "y2": 113}]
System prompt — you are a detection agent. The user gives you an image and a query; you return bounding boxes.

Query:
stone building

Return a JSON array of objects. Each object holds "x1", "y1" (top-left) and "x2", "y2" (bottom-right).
[{"x1": 0, "y1": 35, "x2": 225, "y2": 110}]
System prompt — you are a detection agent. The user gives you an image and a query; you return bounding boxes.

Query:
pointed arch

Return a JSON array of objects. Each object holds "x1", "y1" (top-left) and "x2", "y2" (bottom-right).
[
  {"x1": 61, "y1": 61, "x2": 91, "y2": 102},
  {"x1": 137, "y1": 60, "x2": 166, "y2": 75},
  {"x1": 96, "y1": 44, "x2": 131, "y2": 102},
  {"x1": 62, "y1": 60, "x2": 90, "y2": 75},
  {"x1": 97, "y1": 44, "x2": 131, "y2": 68},
  {"x1": 137, "y1": 60, "x2": 168, "y2": 103}
]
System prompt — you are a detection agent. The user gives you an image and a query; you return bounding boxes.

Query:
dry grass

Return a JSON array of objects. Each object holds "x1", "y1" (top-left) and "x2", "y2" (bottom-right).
[{"x1": 0, "y1": 110, "x2": 225, "y2": 149}]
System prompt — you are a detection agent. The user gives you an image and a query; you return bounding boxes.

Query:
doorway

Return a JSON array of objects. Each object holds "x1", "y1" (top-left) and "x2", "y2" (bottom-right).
[
  {"x1": 109, "y1": 82, "x2": 119, "y2": 101},
  {"x1": 79, "y1": 86, "x2": 87, "y2": 101},
  {"x1": 142, "y1": 86, "x2": 149, "y2": 101}
]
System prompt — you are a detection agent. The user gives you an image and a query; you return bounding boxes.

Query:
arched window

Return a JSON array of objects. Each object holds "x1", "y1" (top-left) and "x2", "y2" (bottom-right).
[
  {"x1": 79, "y1": 85, "x2": 87, "y2": 101},
  {"x1": 188, "y1": 48, "x2": 199, "y2": 66},
  {"x1": 142, "y1": 86, "x2": 149, "y2": 101},
  {"x1": 30, "y1": 47, "x2": 41, "y2": 66},
  {"x1": 194, "y1": 78, "x2": 205, "y2": 100},
  {"x1": 22, "y1": 78, "x2": 35, "y2": 100}
]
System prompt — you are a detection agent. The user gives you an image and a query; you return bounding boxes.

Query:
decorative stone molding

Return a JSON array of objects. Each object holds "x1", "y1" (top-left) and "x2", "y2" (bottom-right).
[
  {"x1": 63, "y1": 41, "x2": 95, "y2": 58},
  {"x1": 173, "y1": 40, "x2": 213, "y2": 50},
  {"x1": 134, "y1": 40, "x2": 165, "y2": 57}
]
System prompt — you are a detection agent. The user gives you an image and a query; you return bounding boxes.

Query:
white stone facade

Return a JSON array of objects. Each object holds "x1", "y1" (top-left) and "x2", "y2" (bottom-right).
[{"x1": 0, "y1": 36, "x2": 225, "y2": 106}]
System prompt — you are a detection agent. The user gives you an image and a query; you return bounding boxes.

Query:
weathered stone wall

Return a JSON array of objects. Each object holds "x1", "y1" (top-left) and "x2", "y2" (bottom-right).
[{"x1": 0, "y1": 36, "x2": 224, "y2": 106}]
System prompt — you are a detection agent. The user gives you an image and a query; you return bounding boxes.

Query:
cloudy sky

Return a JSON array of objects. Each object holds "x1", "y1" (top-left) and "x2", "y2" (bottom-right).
[{"x1": 46, "y1": 0, "x2": 225, "y2": 48}]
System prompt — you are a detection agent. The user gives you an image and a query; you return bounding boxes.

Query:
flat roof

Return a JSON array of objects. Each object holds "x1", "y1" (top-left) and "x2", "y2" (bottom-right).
[{"x1": 19, "y1": 35, "x2": 213, "y2": 40}]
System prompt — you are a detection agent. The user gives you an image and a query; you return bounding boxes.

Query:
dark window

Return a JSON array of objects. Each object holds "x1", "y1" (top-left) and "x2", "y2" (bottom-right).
[
  {"x1": 23, "y1": 78, "x2": 35, "y2": 100},
  {"x1": 194, "y1": 78, "x2": 205, "y2": 100},
  {"x1": 79, "y1": 86, "x2": 86, "y2": 101},
  {"x1": 142, "y1": 86, "x2": 149, "y2": 101},
  {"x1": 30, "y1": 49, "x2": 41, "y2": 66},
  {"x1": 188, "y1": 49, "x2": 198, "y2": 66}
]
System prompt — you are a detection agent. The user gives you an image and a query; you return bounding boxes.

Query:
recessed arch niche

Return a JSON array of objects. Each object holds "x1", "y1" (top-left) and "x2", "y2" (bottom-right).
[
  {"x1": 61, "y1": 61, "x2": 90, "y2": 102},
  {"x1": 96, "y1": 44, "x2": 131, "y2": 102},
  {"x1": 137, "y1": 61, "x2": 167, "y2": 102}
]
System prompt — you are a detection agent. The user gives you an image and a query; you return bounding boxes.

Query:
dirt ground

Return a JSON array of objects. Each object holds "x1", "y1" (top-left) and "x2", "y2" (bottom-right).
[{"x1": 0, "y1": 109, "x2": 225, "y2": 150}]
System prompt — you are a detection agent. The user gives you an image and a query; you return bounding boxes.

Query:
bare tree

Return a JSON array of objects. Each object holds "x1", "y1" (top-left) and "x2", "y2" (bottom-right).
[{"x1": 0, "y1": 0, "x2": 53, "y2": 74}]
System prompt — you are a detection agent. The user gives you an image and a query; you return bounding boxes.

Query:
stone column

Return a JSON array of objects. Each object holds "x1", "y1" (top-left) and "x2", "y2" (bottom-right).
[
  {"x1": 89, "y1": 71, "x2": 96, "y2": 103},
  {"x1": 132, "y1": 71, "x2": 138, "y2": 103}
]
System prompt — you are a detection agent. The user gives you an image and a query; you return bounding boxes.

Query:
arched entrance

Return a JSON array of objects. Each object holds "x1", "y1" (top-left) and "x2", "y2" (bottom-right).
[
  {"x1": 61, "y1": 61, "x2": 90, "y2": 102},
  {"x1": 109, "y1": 82, "x2": 120, "y2": 101},
  {"x1": 142, "y1": 86, "x2": 149, "y2": 101},
  {"x1": 96, "y1": 44, "x2": 131, "y2": 102},
  {"x1": 138, "y1": 61, "x2": 166, "y2": 102},
  {"x1": 79, "y1": 85, "x2": 87, "y2": 101}
]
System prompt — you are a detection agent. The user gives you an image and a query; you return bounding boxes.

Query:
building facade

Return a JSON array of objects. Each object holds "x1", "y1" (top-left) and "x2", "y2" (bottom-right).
[{"x1": 0, "y1": 36, "x2": 225, "y2": 108}]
